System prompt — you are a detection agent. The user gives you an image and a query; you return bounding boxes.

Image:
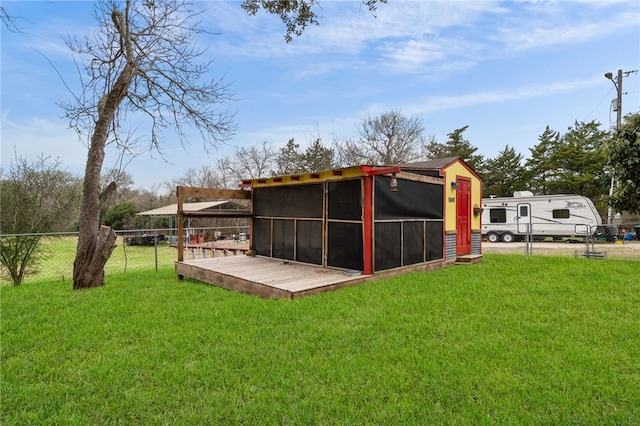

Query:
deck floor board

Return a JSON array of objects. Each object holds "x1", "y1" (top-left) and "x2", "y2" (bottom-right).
[
  {"x1": 176, "y1": 254, "x2": 452, "y2": 298},
  {"x1": 176, "y1": 255, "x2": 369, "y2": 298}
]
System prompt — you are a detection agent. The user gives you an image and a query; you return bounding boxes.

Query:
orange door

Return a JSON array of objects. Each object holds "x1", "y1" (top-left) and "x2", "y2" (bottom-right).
[{"x1": 456, "y1": 177, "x2": 471, "y2": 255}]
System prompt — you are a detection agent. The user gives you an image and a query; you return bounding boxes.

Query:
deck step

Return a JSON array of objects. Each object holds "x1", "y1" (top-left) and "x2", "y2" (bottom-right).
[{"x1": 455, "y1": 254, "x2": 483, "y2": 264}]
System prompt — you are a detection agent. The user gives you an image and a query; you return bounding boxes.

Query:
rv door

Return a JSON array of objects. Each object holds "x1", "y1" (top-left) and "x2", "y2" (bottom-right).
[{"x1": 517, "y1": 203, "x2": 532, "y2": 235}]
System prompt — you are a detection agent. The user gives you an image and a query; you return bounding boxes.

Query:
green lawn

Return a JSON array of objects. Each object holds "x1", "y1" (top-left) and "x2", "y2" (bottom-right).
[
  {"x1": 16, "y1": 236, "x2": 177, "y2": 283},
  {"x1": 2, "y1": 255, "x2": 639, "y2": 424}
]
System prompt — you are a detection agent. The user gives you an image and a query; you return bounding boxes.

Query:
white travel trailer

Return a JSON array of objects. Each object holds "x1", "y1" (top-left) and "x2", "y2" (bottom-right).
[{"x1": 482, "y1": 191, "x2": 602, "y2": 242}]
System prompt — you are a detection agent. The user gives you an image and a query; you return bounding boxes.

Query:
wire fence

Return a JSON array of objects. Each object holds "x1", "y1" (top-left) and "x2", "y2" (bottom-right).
[
  {"x1": 0, "y1": 227, "x2": 250, "y2": 285},
  {"x1": 2, "y1": 223, "x2": 638, "y2": 285},
  {"x1": 481, "y1": 222, "x2": 640, "y2": 260}
]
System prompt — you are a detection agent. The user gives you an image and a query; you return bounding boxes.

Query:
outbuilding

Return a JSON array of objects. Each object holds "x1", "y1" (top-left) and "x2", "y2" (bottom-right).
[{"x1": 174, "y1": 159, "x2": 482, "y2": 298}]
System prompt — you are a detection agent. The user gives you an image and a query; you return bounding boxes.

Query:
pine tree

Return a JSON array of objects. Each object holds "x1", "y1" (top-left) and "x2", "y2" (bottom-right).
[
  {"x1": 524, "y1": 126, "x2": 560, "y2": 194},
  {"x1": 274, "y1": 138, "x2": 305, "y2": 175},
  {"x1": 302, "y1": 138, "x2": 335, "y2": 172},
  {"x1": 424, "y1": 126, "x2": 484, "y2": 171},
  {"x1": 483, "y1": 145, "x2": 525, "y2": 197}
]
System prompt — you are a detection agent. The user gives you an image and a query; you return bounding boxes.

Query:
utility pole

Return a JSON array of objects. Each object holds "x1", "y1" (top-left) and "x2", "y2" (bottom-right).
[
  {"x1": 604, "y1": 68, "x2": 639, "y2": 224},
  {"x1": 604, "y1": 69, "x2": 623, "y2": 225},
  {"x1": 604, "y1": 69, "x2": 624, "y2": 127}
]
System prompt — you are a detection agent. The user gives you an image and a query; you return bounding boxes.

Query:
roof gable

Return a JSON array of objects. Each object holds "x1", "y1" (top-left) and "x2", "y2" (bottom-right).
[
  {"x1": 398, "y1": 157, "x2": 460, "y2": 170},
  {"x1": 399, "y1": 157, "x2": 482, "y2": 181}
]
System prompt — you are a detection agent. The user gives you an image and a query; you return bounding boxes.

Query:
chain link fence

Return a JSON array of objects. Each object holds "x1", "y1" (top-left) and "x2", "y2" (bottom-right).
[
  {"x1": 2, "y1": 222, "x2": 638, "y2": 285},
  {"x1": 0, "y1": 226, "x2": 250, "y2": 285},
  {"x1": 482, "y1": 222, "x2": 640, "y2": 260}
]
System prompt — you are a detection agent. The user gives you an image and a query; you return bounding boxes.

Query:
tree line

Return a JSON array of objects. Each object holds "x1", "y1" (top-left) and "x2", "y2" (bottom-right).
[
  {"x1": 2, "y1": 109, "x2": 639, "y2": 286},
  {"x1": 4, "y1": 109, "x2": 638, "y2": 231},
  {"x1": 2, "y1": 0, "x2": 637, "y2": 288}
]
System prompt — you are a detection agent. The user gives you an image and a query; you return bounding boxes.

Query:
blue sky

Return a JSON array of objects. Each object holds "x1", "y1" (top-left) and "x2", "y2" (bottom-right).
[{"x1": 2, "y1": 0, "x2": 639, "y2": 191}]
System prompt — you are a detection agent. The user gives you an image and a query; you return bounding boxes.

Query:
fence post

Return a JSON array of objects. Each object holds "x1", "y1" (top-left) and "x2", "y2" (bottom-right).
[
  {"x1": 154, "y1": 234, "x2": 158, "y2": 272},
  {"x1": 524, "y1": 223, "x2": 533, "y2": 255}
]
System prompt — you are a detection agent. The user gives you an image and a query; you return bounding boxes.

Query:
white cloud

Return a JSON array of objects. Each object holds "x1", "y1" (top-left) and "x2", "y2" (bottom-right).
[
  {"x1": 377, "y1": 39, "x2": 445, "y2": 72},
  {"x1": 212, "y1": 1, "x2": 638, "y2": 81},
  {"x1": 490, "y1": 8, "x2": 640, "y2": 51},
  {"x1": 205, "y1": 1, "x2": 504, "y2": 64},
  {"x1": 404, "y1": 74, "x2": 606, "y2": 115},
  {"x1": 1, "y1": 114, "x2": 88, "y2": 174}
]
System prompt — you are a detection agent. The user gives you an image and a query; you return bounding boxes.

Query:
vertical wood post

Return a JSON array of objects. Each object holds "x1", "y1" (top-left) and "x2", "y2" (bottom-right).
[
  {"x1": 362, "y1": 176, "x2": 373, "y2": 275},
  {"x1": 177, "y1": 186, "x2": 185, "y2": 279}
]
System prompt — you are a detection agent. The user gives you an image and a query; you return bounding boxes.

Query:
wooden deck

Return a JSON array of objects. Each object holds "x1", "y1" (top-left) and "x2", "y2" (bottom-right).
[
  {"x1": 172, "y1": 241, "x2": 249, "y2": 259},
  {"x1": 175, "y1": 256, "x2": 371, "y2": 299}
]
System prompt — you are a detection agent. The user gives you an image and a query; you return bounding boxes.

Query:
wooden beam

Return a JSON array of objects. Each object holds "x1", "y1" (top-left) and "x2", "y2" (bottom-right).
[
  {"x1": 181, "y1": 211, "x2": 254, "y2": 218},
  {"x1": 177, "y1": 187, "x2": 185, "y2": 268},
  {"x1": 177, "y1": 186, "x2": 251, "y2": 200},
  {"x1": 360, "y1": 165, "x2": 402, "y2": 175},
  {"x1": 362, "y1": 176, "x2": 373, "y2": 275},
  {"x1": 395, "y1": 171, "x2": 444, "y2": 186}
]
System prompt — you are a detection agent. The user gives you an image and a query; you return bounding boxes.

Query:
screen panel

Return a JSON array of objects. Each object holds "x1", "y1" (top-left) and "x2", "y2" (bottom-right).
[
  {"x1": 253, "y1": 184, "x2": 323, "y2": 218},
  {"x1": 426, "y1": 221, "x2": 444, "y2": 261},
  {"x1": 327, "y1": 179, "x2": 362, "y2": 221},
  {"x1": 375, "y1": 176, "x2": 443, "y2": 220},
  {"x1": 252, "y1": 218, "x2": 271, "y2": 257},
  {"x1": 296, "y1": 220, "x2": 323, "y2": 265},
  {"x1": 327, "y1": 222, "x2": 363, "y2": 271},
  {"x1": 374, "y1": 222, "x2": 402, "y2": 271},
  {"x1": 272, "y1": 219, "x2": 294, "y2": 260},
  {"x1": 403, "y1": 221, "x2": 425, "y2": 266}
]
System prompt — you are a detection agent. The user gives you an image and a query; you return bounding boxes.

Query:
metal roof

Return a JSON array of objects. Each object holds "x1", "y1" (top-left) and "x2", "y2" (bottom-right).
[
  {"x1": 397, "y1": 157, "x2": 461, "y2": 170},
  {"x1": 399, "y1": 157, "x2": 482, "y2": 181},
  {"x1": 137, "y1": 201, "x2": 247, "y2": 216}
]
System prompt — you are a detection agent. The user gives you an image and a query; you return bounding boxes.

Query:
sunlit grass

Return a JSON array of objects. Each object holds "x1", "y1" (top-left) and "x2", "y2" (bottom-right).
[
  {"x1": 2, "y1": 255, "x2": 639, "y2": 424},
  {"x1": 21, "y1": 235, "x2": 176, "y2": 284}
]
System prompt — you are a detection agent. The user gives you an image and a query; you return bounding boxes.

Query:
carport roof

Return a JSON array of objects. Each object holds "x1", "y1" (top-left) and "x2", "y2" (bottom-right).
[{"x1": 138, "y1": 201, "x2": 247, "y2": 216}]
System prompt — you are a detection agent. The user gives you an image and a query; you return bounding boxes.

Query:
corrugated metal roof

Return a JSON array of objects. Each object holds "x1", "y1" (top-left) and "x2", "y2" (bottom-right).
[
  {"x1": 398, "y1": 157, "x2": 461, "y2": 170},
  {"x1": 138, "y1": 201, "x2": 246, "y2": 216}
]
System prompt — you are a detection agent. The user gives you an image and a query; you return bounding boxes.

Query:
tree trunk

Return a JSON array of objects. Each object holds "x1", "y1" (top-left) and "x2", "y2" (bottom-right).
[
  {"x1": 73, "y1": 226, "x2": 117, "y2": 289},
  {"x1": 72, "y1": 61, "x2": 136, "y2": 289}
]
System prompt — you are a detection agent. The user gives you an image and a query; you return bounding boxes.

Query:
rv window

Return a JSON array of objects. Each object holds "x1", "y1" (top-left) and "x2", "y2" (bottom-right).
[
  {"x1": 552, "y1": 209, "x2": 570, "y2": 219},
  {"x1": 519, "y1": 205, "x2": 528, "y2": 217},
  {"x1": 489, "y1": 208, "x2": 507, "y2": 223}
]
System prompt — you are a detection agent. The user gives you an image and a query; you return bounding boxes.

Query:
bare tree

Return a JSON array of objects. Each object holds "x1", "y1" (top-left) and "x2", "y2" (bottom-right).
[
  {"x1": 336, "y1": 110, "x2": 425, "y2": 166},
  {"x1": 134, "y1": 184, "x2": 172, "y2": 213},
  {"x1": 62, "y1": 0, "x2": 235, "y2": 289},
  {"x1": 225, "y1": 141, "x2": 278, "y2": 183},
  {"x1": 0, "y1": 155, "x2": 82, "y2": 285},
  {"x1": 166, "y1": 165, "x2": 224, "y2": 197},
  {"x1": 212, "y1": 157, "x2": 238, "y2": 190},
  {"x1": 1, "y1": 6, "x2": 27, "y2": 32},
  {"x1": 98, "y1": 168, "x2": 133, "y2": 208}
]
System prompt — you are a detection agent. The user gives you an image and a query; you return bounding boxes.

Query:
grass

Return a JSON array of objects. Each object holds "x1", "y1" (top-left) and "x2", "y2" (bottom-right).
[
  {"x1": 2, "y1": 255, "x2": 639, "y2": 424},
  {"x1": 16, "y1": 236, "x2": 176, "y2": 283}
]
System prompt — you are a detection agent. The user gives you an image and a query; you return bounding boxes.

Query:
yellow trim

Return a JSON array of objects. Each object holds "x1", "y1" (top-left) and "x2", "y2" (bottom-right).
[{"x1": 247, "y1": 166, "x2": 365, "y2": 187}]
